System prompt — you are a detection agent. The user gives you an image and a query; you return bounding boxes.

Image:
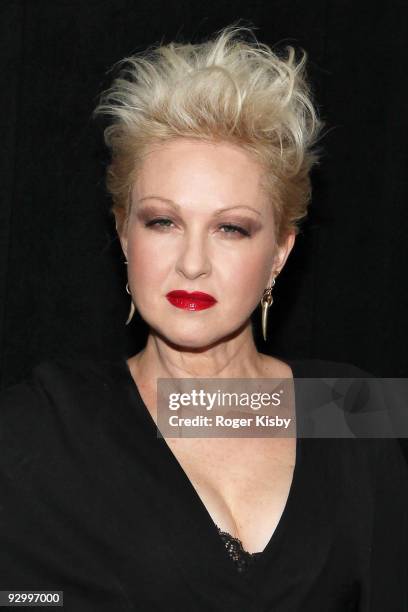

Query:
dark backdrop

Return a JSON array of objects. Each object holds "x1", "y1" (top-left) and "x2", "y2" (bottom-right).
[{"x1": 1, "y1": 1, "x2": 407, "y2": 392}]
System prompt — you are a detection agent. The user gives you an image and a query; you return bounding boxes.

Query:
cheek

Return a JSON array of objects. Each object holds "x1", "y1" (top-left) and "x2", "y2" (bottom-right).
[
  {"x1": 127, "y1": 234, "x2": 168, "y2": 296},
  {"x1": 218, "y1": 249, "x2": 272, "y2": 310},
  {"x1": 238, "y1": 256, "x2": 267, "y2": 287},
  {"x1": 127, "y1": 225, "x2": 179, "y2": 269}
]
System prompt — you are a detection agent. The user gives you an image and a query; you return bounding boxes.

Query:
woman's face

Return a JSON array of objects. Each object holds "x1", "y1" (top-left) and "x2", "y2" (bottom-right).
[{"x1": 119, "y1": 138, "x2": 295, "y2": 348}]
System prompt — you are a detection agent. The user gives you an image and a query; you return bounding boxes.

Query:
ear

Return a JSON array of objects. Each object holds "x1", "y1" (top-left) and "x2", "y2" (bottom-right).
[
  {"x1": 118, "y1": 230, "x2": 128, "y2": 261},
  {"x1": 115, "y1": 211, "x2": 128, "y2": 260},
  {"x1": 268, "y1": 230, "x2": 296, "y2": 285}
]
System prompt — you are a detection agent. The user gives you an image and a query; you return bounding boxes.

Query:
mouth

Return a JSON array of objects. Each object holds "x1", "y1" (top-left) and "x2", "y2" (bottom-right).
[{"x1": 165, "y1": 290, "x2": 217, "y2": 311}]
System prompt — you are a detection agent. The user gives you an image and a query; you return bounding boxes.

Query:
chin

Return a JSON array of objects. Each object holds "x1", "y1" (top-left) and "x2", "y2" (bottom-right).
[
  {"x1": 160, "y1": 329, "x2": 221, "y2": 350},
  {"x1": 150, "y1": 316, "x2": 247, "y2": 351},
  {"x1": 145, "y1": 318, "x2": 216, "y2": 347}
]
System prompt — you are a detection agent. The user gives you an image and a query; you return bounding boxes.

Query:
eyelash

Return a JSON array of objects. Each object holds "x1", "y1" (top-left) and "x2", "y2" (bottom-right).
[{"x1": 144, "y1": 218, "x2": 251, "y2": 237}]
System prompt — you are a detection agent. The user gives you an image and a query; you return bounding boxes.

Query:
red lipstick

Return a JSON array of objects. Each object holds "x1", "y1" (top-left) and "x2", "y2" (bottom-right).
[{"x1": 166, "y1": 290, "x2": 217, "y2": 311}]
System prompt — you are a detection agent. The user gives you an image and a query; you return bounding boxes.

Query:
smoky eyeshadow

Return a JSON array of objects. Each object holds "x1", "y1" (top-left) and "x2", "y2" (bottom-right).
[{"x1": 134, "y1": 203, "x2": 263, "y2": 233}]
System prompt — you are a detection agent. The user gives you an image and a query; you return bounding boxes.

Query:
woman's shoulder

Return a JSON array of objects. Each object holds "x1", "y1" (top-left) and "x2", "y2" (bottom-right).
[
  {"x1": 0, "y1": 355, "x2": 128, "y2": 416},
  {"x1": 0, "y1": 356, "x2": 133, "y2": 473},
  {"x1": 267, "y1": 355, "x2": 407, "y2": 464},
  {"x1": 282, "y1": 355, "x2": 374, "y2": 378}
]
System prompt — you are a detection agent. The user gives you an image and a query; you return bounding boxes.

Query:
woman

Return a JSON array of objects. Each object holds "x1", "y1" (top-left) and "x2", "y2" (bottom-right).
[{"x1": 0, "y1": 24, "x2": 407, "y2": 611}]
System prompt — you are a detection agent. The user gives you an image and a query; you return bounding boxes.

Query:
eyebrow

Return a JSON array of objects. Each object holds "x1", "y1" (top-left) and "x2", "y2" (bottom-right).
[{"x1": 136, "y1": 195, "x2": 262, "y2": 217}]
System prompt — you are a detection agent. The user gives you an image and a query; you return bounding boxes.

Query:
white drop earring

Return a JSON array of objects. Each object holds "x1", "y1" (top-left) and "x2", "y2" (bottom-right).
[
  {"x1": 260, "y1": 275, "x2": 277, "y2": 341},
  {"x1": 124, "y1": 260, "x2": 136, "y2": 326}
]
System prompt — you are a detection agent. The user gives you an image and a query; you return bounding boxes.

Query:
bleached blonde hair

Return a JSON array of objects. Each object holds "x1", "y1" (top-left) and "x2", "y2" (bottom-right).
[{"x1": 93, "y1": 24, "x2": 324, "y2": 244}]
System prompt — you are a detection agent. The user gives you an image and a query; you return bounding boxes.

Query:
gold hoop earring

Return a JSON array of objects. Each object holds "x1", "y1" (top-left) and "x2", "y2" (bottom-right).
[
  {"x1": 260, "y1": 276, "x2": 276, "y2": 342},
  {"x1": 124, "y1": 260, "x2": 136, "y2": 326}
]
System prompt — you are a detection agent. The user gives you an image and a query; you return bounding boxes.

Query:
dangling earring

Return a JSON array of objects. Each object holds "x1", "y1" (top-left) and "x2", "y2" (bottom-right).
[
  {"x1": 124, "y1": 260, "x2": 135, "y2": 326},
  {"x1": 260, "y1": 275, "x2": 277, "y2": 342}
]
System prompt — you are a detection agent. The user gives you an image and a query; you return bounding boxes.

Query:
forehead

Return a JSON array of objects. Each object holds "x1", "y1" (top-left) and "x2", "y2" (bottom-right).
[{"x1": 133, "y1": 138, "x2": 269, "y2": 211}]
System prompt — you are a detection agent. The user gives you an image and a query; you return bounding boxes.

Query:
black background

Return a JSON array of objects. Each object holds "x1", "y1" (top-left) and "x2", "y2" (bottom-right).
[{"x1": 1, "y1": 0, "x2": 407, "y2": 390}]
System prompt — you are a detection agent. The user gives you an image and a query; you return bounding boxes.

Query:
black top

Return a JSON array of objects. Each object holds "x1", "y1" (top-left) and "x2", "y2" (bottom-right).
[
  {"x1": 216, "y1": 525, "x2": 262, "y2": 572},
  {"x1": 0, "y1": 356, "x2": 407, "y2": 611}
]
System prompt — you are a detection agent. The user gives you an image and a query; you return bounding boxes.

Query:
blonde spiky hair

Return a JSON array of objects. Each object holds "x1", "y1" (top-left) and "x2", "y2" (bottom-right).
[{"x1": 93, "y1": 23, "x2": 324, "y2": 244}]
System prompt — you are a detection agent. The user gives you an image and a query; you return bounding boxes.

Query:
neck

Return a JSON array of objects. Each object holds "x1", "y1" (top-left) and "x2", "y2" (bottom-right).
[{"x1": 129, "y1": 321, "x2": 270, "y2": 382}]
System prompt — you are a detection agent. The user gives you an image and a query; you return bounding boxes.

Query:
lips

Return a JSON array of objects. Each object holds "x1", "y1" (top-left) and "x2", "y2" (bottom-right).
[{"x1": 166, "y1": 290, "x2": 217, "y2": 311}]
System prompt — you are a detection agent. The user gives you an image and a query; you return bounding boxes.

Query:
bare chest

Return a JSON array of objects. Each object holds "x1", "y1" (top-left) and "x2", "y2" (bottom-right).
[
  {"x1": 164, "y1": 435, "x2": 296, "y2": 554},
  {"x1": 131, "y1": 358, "x2": 296, "y2": 554}
]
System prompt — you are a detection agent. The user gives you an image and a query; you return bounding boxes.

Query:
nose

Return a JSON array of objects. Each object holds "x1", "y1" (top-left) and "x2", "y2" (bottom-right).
[{"x1": 175, "y1": 229, "x2": 211, "y2": 280}]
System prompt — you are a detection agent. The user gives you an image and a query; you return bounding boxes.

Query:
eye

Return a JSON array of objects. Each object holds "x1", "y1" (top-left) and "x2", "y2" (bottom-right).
[
  {"x1": 144, "y1": 218, "x2": 251, "y2": 237},
  {"x1": 145, "y1": 217, "x2": 175, "y2": 229},
  {"x1": 219, "y1": 224, "x2": 251, "y2": 237}
]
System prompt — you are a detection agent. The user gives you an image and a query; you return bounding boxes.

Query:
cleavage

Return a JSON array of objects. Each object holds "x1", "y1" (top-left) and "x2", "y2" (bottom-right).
[{"x1": 163, "y1": 436, "x2": 296, "y2": 554}]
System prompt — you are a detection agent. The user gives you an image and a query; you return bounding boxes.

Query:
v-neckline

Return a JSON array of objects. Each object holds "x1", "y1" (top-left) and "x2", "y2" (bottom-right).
[{"x1": 120, "y1": 356, "x2": 306, "y2": 591}]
